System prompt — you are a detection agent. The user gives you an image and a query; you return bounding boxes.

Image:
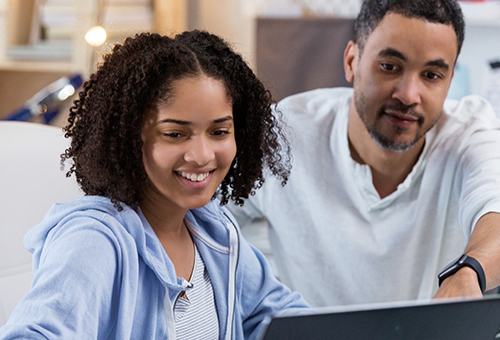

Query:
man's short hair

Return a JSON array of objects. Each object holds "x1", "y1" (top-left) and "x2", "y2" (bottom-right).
[{"x1": 354, "y1": 0, "x2": 465, "y2": 58}]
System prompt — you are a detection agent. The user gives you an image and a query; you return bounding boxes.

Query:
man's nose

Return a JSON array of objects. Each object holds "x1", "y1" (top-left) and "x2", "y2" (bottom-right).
[{"x1": 392, "y1": 73, "x2": 422, "y2": 107}]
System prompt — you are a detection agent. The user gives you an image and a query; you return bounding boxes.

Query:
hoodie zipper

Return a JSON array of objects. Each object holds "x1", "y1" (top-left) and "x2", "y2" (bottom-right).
[
  {"x1": 224, "y1": 212, "x2": 240, "y2": 340},
  {"x1": 164, "y1": 288, "x2": 178, "y2": 339},
  {"x1": 180, "y1": 213, "x2": 240, "y2": 339}
]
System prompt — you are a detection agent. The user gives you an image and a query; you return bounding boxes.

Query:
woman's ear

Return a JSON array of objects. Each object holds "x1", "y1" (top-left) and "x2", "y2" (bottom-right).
[{"x1": 344, "y1": 40, "x2": 358, "y2": 83}]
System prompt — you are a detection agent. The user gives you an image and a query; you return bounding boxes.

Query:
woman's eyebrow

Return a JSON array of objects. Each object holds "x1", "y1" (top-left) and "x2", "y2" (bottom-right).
[
  {"x1": 158, "y1": 116, "x2": 233, "y2": 125},
  {"x1": 158, "y1": 118, "x2": 190, "y2": 125},
  {"x1": 213, "y1": 116, "x2": 233, "y2": 124}
]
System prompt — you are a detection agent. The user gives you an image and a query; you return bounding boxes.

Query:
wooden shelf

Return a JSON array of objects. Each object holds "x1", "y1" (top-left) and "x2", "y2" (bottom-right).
[{"x1": 0, "y1": 0, "x2": 186, "y2": 119}]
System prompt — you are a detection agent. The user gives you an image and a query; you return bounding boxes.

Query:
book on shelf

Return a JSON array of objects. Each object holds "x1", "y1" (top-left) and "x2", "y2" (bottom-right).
[
  {"x1": 40, "y1": 3, "x2": 153, "y2": 40},
  {"x1": 4, "y1": 0, "x2": 153, "y2": 62},
  {"x1": 6, "y1": 40, "x2": 72, "y2": 61},
  {"x1": 44, "y1": 0, "x2": 152, "y2": 4},
  {"x1": 40, "y1": 5, "x2": 75, "y2": 27},
  {"x1": 103, "y1": 5, "x2": 154, "y2": 36}
]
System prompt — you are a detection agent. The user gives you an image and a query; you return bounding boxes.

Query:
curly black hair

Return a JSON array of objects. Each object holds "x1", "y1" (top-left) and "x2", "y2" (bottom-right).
[
  {"x1": 355, "y1": 0, "x2": 465, "y2": 58},
  {"x1": 61, "y1": 30, "x2": 291, "y2": 210}
]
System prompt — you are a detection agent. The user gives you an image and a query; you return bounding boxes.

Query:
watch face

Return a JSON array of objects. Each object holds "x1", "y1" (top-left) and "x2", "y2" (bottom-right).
[
  {"x1": 438, "y1": 255, "x2": 464, "y2": 284},
  {"x1": 457, "y1": 255, "x2": 468, "y2": 265},
  {"x1": 438, "y1": 254, "x2": 486, "y2": 293},
  {"x1": 443, "y1": 256, "x2": 462, "y2": 272}
]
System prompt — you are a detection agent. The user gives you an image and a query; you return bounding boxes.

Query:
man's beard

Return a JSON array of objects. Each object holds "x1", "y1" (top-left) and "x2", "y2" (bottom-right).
[{"x1": 353, "y1": 90, "x2": 434, "y2": 152}]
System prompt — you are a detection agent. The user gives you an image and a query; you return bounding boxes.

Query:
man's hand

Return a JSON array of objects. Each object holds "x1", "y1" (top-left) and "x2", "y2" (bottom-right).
[{"x1": 433, "y1": 266, "x2": 483, "y2": 299}]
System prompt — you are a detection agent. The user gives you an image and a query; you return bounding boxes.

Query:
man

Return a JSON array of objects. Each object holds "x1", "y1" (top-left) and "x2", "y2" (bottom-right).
[{"x1": 228, "y1": 0, "x2": 500, "y2": 307}]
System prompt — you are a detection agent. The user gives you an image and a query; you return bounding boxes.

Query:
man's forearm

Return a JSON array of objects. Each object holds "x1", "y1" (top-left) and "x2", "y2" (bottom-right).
[
  {"x1": 464, "y1": 212, "x2": 500, "y2": 291},
  {"x1": 434, "y1": 212, "x2": 500, "y2": 299}
]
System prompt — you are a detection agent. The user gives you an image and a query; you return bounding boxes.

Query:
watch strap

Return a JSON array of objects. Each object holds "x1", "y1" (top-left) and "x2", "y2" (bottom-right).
[
  {"x1": 463, "y1": 255, "x2": 486, "y2": 293},
  {"x1": 438, "y1": 254, "x2": 486, "y2": 293}
]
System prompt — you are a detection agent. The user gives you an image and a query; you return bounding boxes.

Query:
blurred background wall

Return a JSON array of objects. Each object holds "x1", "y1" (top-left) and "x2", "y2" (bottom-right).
[{"x1": 0, "y1": 0, "x2": 499, "y2": 122}]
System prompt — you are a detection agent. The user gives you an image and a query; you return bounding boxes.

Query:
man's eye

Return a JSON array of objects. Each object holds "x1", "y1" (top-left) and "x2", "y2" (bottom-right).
[
  {"x1": 424, "y1": 72, "x2": 442, "y2": 80},
  {"x1": 381, "y1": 63, "x2": 398, "y2": 72}
]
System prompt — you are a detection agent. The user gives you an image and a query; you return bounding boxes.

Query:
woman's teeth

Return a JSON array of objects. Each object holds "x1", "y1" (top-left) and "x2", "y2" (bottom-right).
[{"x1": 179, "y1": 171, "x2": 210, "y2": 182}]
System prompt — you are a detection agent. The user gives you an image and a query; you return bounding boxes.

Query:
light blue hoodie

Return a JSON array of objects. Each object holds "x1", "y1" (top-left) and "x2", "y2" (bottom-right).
[{"x1": 0, "y1": 196, "x2": 308, "y2": 340}]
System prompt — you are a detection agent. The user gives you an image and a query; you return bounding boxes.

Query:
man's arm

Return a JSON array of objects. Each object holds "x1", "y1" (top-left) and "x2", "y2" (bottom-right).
[{"x1": 434, "y1": 212, "x2": 500, "y2": 298}]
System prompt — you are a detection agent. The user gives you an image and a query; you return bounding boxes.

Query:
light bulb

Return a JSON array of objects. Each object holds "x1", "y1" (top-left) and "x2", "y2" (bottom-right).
[{"x1": 85, "y1": 26, "x2": 107, "y2": 46}]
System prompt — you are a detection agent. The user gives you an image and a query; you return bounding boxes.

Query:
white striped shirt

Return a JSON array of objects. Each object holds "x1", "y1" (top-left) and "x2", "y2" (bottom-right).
[{"x1": 174, "y1": 245, "x2": 219, "y2": 339}]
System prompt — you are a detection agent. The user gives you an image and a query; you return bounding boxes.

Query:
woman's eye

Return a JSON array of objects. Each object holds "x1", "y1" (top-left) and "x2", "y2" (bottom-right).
[
  {"x1": 164, "y1": 132, "x2": 184, "y2": 138},
  {"x1": 212, "y1": 130, "x2": 230, "y2": 136}
]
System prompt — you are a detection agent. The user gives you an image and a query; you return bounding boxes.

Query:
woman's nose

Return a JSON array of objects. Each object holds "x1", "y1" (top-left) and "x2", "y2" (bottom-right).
[{"x1": 183, "y1": 137, "x2": 215, "y2": 165}]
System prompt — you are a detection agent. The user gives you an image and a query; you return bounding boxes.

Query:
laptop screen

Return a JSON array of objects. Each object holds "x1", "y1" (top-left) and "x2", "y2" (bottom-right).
[{"x1": 258, "y1": 295, "x2": 500, "y2": 340}]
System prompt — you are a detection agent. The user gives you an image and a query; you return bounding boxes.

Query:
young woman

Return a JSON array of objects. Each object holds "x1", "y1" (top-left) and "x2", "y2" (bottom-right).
[{"x1": 0, "y1": 31, "x2": 308, "y2": 340}]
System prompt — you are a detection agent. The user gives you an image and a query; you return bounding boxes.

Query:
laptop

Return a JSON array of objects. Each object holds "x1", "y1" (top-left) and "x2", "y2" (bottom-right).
[{"x1": 258, "y1": 295, "x2": 500, "y2": 340}]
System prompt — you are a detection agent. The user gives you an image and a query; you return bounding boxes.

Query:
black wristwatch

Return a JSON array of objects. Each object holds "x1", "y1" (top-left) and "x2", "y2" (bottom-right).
[{"x1": 438, "y1": 254, "x2": 486, "y2": 293}]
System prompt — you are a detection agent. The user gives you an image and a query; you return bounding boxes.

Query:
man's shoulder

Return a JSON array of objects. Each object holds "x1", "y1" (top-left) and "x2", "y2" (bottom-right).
[
  {"x1": 429, "y1": 95, "x2": 500, "y2": 148},
  {"x1": 444, "y1": 95, "x2": 498, "y2": 123},
  {"x1": 277, "y1": 87, "x2": 353, "y2": 116}
]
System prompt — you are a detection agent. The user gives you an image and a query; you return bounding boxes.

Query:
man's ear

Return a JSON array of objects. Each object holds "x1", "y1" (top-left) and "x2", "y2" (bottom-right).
[{"x1": 344, "y1": 40, "x2": 358, "y2": 83}]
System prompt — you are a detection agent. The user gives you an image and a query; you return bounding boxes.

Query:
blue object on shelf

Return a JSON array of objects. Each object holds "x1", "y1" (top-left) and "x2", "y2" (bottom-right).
[
  {"x1": 4, "y1": 73, "x2": 84, "y2": 124},
  {"x1": 486, "y1": 59, "x2": 500, "y2": 118},
  {"x1": 448, "y1": 63, "x2": 470, "y2": 101}
]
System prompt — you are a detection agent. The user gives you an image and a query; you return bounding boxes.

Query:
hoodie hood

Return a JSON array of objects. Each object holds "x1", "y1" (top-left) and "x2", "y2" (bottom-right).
[{"x1": 24, "y1": 195, "x2": 187, "y2": 290}]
